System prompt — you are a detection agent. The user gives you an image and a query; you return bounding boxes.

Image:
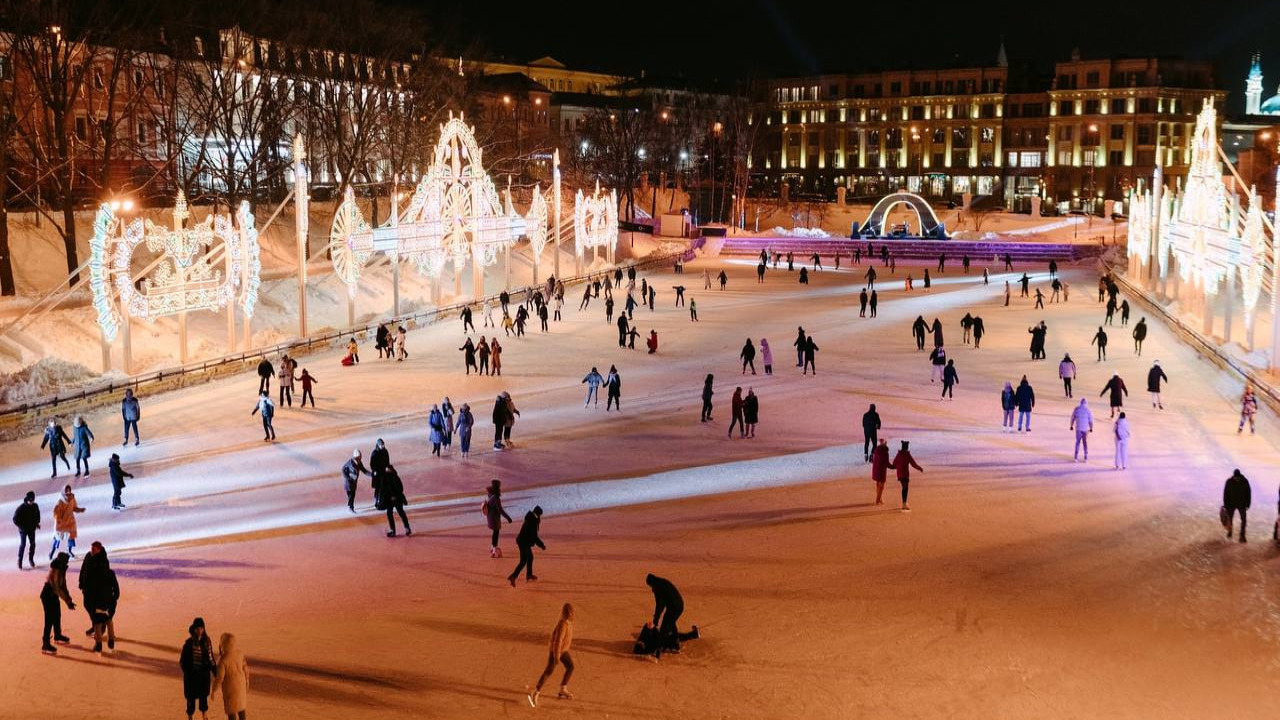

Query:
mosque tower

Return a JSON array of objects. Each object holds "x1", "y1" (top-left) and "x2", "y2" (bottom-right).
[{"x1": 1246, "y1": 53, "x2": 1263, "y2": 115}]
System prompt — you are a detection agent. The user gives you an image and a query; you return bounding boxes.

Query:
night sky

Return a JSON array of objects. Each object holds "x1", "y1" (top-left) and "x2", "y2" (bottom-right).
[{"x1": 397, "y1": 0, "x2": 1278, "y2": 110}]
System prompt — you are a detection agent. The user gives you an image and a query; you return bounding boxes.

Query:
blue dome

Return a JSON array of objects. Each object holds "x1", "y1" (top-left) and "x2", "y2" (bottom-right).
[{"x1": 1260, "y1": 94, "x2": 1280, "y2": 115}]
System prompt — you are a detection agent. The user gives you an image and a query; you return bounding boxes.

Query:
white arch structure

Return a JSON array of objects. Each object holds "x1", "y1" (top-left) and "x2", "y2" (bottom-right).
[{"x1": 862, "y1": 191, "x2": 947, "y2": 238}]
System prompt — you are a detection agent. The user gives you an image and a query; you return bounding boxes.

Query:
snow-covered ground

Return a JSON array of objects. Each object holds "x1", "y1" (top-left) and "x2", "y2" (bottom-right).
[{"x1": 0, "y1": 257, "x2": 1277, "y2": 719}]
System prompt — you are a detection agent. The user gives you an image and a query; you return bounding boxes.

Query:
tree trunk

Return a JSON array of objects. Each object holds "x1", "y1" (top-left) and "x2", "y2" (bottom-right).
[
  {"x1": 62, "y1": 197, "x2": 79, "y2": 284},
  {"x1": 0, "y1": 205, "x2": 14, "y2": 296}
]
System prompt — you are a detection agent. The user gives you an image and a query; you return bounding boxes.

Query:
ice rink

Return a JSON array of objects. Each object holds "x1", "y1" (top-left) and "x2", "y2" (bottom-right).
[{"x1": 1, "y1": 255, "x2": 1277, "y2": 719}]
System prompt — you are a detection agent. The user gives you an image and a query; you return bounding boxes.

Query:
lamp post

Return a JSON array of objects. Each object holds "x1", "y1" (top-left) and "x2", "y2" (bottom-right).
[
  {"x1": 1087, "y1": 124, "x2": 1099, "y2": 215},
  {"x1": 910, "y1": 126, "x2": 921, "y2": 193}
]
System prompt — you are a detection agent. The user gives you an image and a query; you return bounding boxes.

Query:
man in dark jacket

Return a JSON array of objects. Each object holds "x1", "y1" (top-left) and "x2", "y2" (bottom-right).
[
  {"x1": 803, "y1": 336, "x2": 819, "y2": 375},
  {"x1": 861, "y1": 404, "x2": 881, "y2": 462},
  {"x1": 1146, "y1": 360, "x2": 1168, "y2": 409},
  {"x1": 369, "y1": 439, "x2": 390, "y2": 507},
  {"x1": 79, "y1": 542, "x2": 120, "y2": 652},
  {"x1": 380, "y1": 465, "x2": 411, "y2": 537},
  {"x1": 646, "y1": 573, "x2": 698, "y2": 655},
  {"x1": 14, "y1": 491, "x2": 40, "y2": 569},
  {"x1": 342, "y1": 450, "x2": 368, "y2": 513},
  {"x1": 1223, "y1": 469, "x2": 1251, "y2": 543},
  {"x1": 1132, "y1": 318, "x2": 1148, "y2": 355},
  {"x1": 121, "y1": 389, "x2": 141, "y2": 446},
  {"x1": 108, "y1": 454, "x2": 133, "y2": 510},
  {"x1": 911, "y1": 316, "x2": 927, "y2": 351},
  {"x1": 508, "y1": 506, "x2": 545, "y2": 586},
  {"x1": 256, "y1": 356, "x2": 274, "y2": 394},
  {"x1": 1014, "y1": 376, "x2": 1036, "y2": 432}
]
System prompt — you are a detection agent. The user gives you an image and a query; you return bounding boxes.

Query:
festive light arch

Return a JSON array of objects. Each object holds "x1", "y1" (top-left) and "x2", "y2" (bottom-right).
[
  {"x1": 89, "y1": 191, "x2": 261, "y2": 342},
  {"x1": 574, "y1": 182, "x2": 618, "y2": 258}
]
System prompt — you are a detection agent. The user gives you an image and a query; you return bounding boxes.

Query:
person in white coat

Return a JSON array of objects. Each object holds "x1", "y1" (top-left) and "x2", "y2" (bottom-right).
[
  {"x1": 581, "y1": 367, "x2": 603, "y2": 407},
  {"x1": 212, "y1": 632, "x2": 249, "y2": 720},
  {"x1": 1069, "y1": 398, "x2": 1094, "y2": 462},
  {"x1": 1113, "y1": 412, "x2": 1131, "y2": 469}
]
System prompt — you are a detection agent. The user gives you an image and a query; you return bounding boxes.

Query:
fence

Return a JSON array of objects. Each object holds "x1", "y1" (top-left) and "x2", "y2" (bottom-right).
[{"x1": 0, "y1": 249, "x2": 687, "y2": 426}]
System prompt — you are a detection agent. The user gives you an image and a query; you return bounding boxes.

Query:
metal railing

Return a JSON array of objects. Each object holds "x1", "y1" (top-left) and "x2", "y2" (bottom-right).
[{"x1": 0, "y1": 249, "x2": 687, "y2": 419}]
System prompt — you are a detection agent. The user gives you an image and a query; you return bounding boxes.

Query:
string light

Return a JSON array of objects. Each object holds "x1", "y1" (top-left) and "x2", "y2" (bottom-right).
[{"x1": 574, "y1": 182, "x2": 618, "y2": 258}]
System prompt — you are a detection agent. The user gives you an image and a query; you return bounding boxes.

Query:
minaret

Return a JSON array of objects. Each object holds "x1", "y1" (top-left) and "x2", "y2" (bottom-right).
[
  {"x1": 996, "y1": 38, "x2": 1008, "y2": 68},
  {"x1": 1246, "y1": 52, "x2": 1263, "y2": 115}
]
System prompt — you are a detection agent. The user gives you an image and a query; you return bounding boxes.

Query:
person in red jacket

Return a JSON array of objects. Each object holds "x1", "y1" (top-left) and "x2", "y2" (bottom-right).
[
  {"x1": 869, "y1": 439, "x2": 891, "y2": 505},
  {"x1": 890, "y1": 440, "x2": 924, "y2": 511},
  {"x1": 646, "y1": 330, "x2": 658, "y2": 354},
  {"x1": 727, "y1": 387, "x2": 745, "y2": 439},
  {"x1": 297, "y1": 369, "x2": 318, "y2": 408}
]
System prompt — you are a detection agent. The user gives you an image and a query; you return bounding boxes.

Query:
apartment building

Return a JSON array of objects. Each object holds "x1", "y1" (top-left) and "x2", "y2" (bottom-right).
[{"x1": 756, "y1": 52, "x2": 1222, "y2": 213}]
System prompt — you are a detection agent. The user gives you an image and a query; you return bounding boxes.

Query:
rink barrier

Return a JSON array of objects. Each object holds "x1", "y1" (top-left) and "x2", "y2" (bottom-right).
[
  {"x1": 0, "y1": 250, "x2": 688, "y2": 435},
  {"x1": 1111, "y1": 269, "x2": 1280, "y2": 417}
]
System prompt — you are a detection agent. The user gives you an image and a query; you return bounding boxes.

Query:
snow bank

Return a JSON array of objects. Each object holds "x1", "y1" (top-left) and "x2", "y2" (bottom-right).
[
  {"x1": 768, "y1": 226, "x2": 833, "y2": 238},
  {"x1": 0, "y1": 356, "x2": 122, "y2": 407}
]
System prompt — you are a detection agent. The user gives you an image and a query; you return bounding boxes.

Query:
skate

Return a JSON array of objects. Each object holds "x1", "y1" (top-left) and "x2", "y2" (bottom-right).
[
  {"x1": 41, "y1": 643, "x2": 57, "y2": 655},
  {"x1": 386, "y1": 531, "x2": 397, "y2": 537},
  {"x1": 527, "y1": 690, "x2": 540, "y2": 708},
  {"x1": 405, "y1": 528, "x2": 413, "y2": 536},
  {"x1": 54, "y1": 635, "x2": 70, "y2": 644},
  {"x1": 557, "y1": 687, "x2": 574, "y2": 700},
  {"x1": 107, "y1": 638, "x2": 115, "y2": 651},
  {"x1": 92, "y1": 641, "x2": 102, "y2": 653},
  {"x1": 495, "y1": 547, "x2": 503, "y2": 558}
]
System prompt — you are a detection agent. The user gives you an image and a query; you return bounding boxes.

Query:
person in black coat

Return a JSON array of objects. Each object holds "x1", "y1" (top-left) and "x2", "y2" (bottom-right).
[
  {"x1": 108, "y1": 454, "x2": 133, "y2": 510},
  {"x1": 1092, "y1": 326, "x2": 1109, "y2": 361},
  {"x1": 1132, "y1": 318, "x2": 1148, "y2": 355},
  {"x1": 859, "y1": 289, "x2": 868, "y2": 317},
  {"x1": 342, "y1": 450, "x2": 368, "y2": 512},
  {"x1": 972, "y1": 316, "x2": 985, "y2": 348},
  {"x1": 369, "y1": 439, "x2": 390, "y2": 507},
  {"x1": 507, "y1": 506, "x2": 545, "y2": 586},
  {"x1": 376, "y1": 324, "x2": 390, "y2": 359},
  {"x1": 380, "y1": 465, "x2": 412, "y2": 537},
  {"x1": 1146, "y1": 360, "x2": 1168, "y2": 409},
  {"x1": 861, "y1": 404, "x2": 881, "y2": 462},
  {"x1": 180, "y1": 617, "x2": 216, "y2": 719},
  {"x1": 700, "y1": 374, "x2": 714, "y2": 422},
  {"x1": 802, "y1": 336, "x2": 819, "y2": 375},
  {"x1": 740, "y1": 339, "x2": 757, "y2": 375},
  {"x1": 461, "y1": 306, "x2": 475, "y2": 333},
  {"x1": 616, "y1": 314, "x2": 629, "y2": 347},
  {"x1": 912, "y1": 316, "x2": 927, "y2": 351},
  {"x1": 793, "y1": 326, "x2": 807, "y2": 367},
  {"x1": 256, "y1": 356, "x2": 274, "y2": 394},
  {"x1": 869, "y1": 290, "x2": 878, "y2": 318},
  {"x1": 40, "y1": 421, "x2": 72, "y2": 478},
  {"x1": 941, "y1": 359, "x2": 959, "y2": 399},
  {"x1": 646, "y1": 573, "x2": 698, "y2": 656},
  {"x1": 14, "y1": 491, "x2": 40, "y2": 569},
  {"x1": 79, "y1": 543, "x2": 120, "y2": 652},
  {"x1": 459, "y1": 337, "x2": 477, "y2": 374},
  {"x1": 930, "y1": 318, "x2": 944, "y2": 348},
  {"x1": 1222, "y1": 469, "x2": 1252, "y2": 542}
]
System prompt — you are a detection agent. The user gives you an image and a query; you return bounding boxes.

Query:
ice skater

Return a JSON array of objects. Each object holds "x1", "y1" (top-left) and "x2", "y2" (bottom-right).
[
  {"x1": 49, "y1": 485, "x2": 83, "y2": 559},
  {"x1": 740, "y1": 338, "x2": 757, "y2": 375},
  {"x1": 1100, "y1": 373, "x2": 1127, "y2": 418},
  {"x1": 180, "y1": 617, "x2": 216, "y2": 719},
  {"x1": 912, "y1": 316, "x2": 927, "y2": 351},
  {"x1": 1000, "y1": 381, "x2": 1015, "y2": 431},
  {"x1": 14, "y1": 491, "x2": 40, "y2": 570},
  {"x1": 700, "y1": 374, "x2": 714, "y2": 422},
  {"x1": 39, "y1": 552, "x2": 74, "y2": 654},
  {"x1": 256, "y1": 355, "x2": 273, "y2": 394},
  {"x1": 342, "y1": 450, "x2": 367, "y2": 513},
  {"x1": 1147, "y1": 360, "x2": 1168, "y2": 409},
  {"x1": 1015, "y1": 376, "x2": 1035, "y2": 432},
  {"x1": 870, "y1": 438, "x2": 890, "y2": 504},
  {"x1": 298, "y1": 369, "x2": 317, "y2": 407},
  {"x1": 728, "y1": 387, "x2": 745, "y2": 438},
  {"x1": 604, "y1": 366, "x2": 622, "y2": 411},
  {"x1": 1238, "y1": 387, "x2": 1258, "y2": 434},
  {"x1": 646, "y1": 573, "x2": 698, "y2": 657},
  {"x1": 689, "y1": 298, "x2": 698, "y2": 321},
  {"x1": 250, "y1": 391, "x2": 276, "y2": 441},
  {"x1": 1132, "y1": 318, "x2": 1147, "y2": 355},
  {"x1": 582, "y1": 367, "x2": 603, "y2": 407},
  {"x1": 862, "y1": 404, "x2": 881, "y2": 461},
  {"x1": 527, "y1": 603, "x2": 576, "y2": 707},
  {"x1": 1092, "y1": 326, "x2": 1108, "y2": 361},
  {"x1": 71, "y1": 417, "x2": 93, "y2": 477},
  {"x1": 760, "y1": 338, "x2": 773, "y2": 374},
  {"x1": 1070, "y1": 398, "x2": 1094, "y2": 462},
  {"x1": 1059, "y1": 354, "x2": 1076, "y2": 397},
  {"x1": 121, "y1": 389, "x2": 141, "y2": 446},
  {"x1": 940, "y1": 359, "x2": 959, "y2": 400},
  {"x1": 1222, "y1": 469, "x2": 1251, "y2": 542},
  {"x1": 428, "y1": 404, "x2": 446, "y2": 457},
  {"x1": 211, "y1": 633, "x2": 249, "y2": 720},
  {"x1": 40, "y1": 420, "x2": 72, "y2": 478},
  {"x1": 460, "y1": 337, "x2": 478, "y2": 374},
  {"x1": 461, "y1": 305, "x2": 475, "y2": 333},
  {"x1": 1113, "y1": 412, "x2": 1131, "y2": 470},
  {"x1": 380, "y1": 465, "x2": 411, "y2": 537},
  {"x1": 457, "y1": 404, "x2": 475, "y2": 458},
  {"x1": 108, "y1": 453, "x2": 132, "y2": 510},
  {"x1": 485, "y1": 480, "x2": 513, "y2": 557},
  {"x1": 507, "y1": 505, "x2": 545, "y2": 586},
  {"x1": 890, "y1": 441, "x2": 923, "y2": 511}
]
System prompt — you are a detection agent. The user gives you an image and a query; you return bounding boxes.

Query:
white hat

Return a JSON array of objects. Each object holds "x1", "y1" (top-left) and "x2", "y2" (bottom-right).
[{"x1": 352, "y1": 449, "x2": 362, "y2": 458}]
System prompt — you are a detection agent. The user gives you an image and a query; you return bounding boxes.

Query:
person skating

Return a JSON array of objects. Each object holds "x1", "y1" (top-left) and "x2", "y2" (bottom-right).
[
  {"x1": 727, "y1": 387, "x2": 745, "y2": 438},
  {"x1": 962, "y1": 255, "x2": 970, "y2": 273},
  {"x1": 1120, "y1": 299, "x2": 1131, "y2": 326},
  {"x1": 930, "y1": 317, "x2": 944, "y2": 348},
  {"x1": 14, "y1": 491, "x2": 40, "y2": 569},
  {"x1": 1027, "y1": 323, "x2": 1048, "y2": 360},
  {"x1": 1051, "y1": 277, "x2": 1062, "y2": 303},
  {"x1": 798, "y1": 267, "x2": 809, "y2": 284},
  {"x1": 180, "y1": 617, "x2": 216, "y2": 720},
  {"x1": 1105, "y1": 297, "x2": 1117, "y2": 326},
  {"x1": 889, "y1": 441, "x2": 923, "y2": 511},
  {"x1": 605, "y1": 366, "x2": 622, "y2": 412},
  {"x1": 672, "y1": 285, "x2": 686, "y2": 307},
  {"x1": 277, "y1": 360, "x2": 295, "y2": 406},
  {"x1": 491, "y1": 339, "x2": 504, "y2": 376},
  {"x1": 210, "y1": 633, "x2": 249, "y2": 720},
  {"x1": 297, "y1": 369, "x2": 317, "y2": 408},
  {"x1": 457, "y1": 404, "x2": 475, "y2": 458},
  {"x1": 40, "y1": 420, "x2": 72, "y2": 478},
  {"x1": 342, "y1": 449, "x2": 368, "y2": 512},
  {"x1": 380, "y1": 464, "x2": 412, "y2": 537},
  {"x1": 1000, "y1": 381, "x2": 1015, "y2": 431},
  {"x1": 1113, "y1": 412, "x2": 1131, "y2": 470},
  {"x1": 515, "y1": 305, "x2": 529, "y2": 337},
  {"x1": 787, "y1": 252, "x2": 794, "y2": 271},
  {"x1": 742, "y1": 388, "x2": 759, "y2": 438},
  {"x1": 40, "y1": 552, "x2": 75, "y2": 654},
  {"x1": 538, "y1": 302, "x2": 549, "y2": 332},
  {"x1": 579, "y1": 284, "x2": 592, "y2": 311},
  {"x1": 108, "y1": 453, "x2": 132, "y2": 510},
  {"x1": 71, "y1": 416, "x2": 93, "y2": 477},
  {"x1": 646, "y1": 573, "x2": 698, "y2": 657},
  {"x1": 1069, "y1": 398, "x2": 1094, "y2": 462},
  {"x1": 1059, "y1": 354, "x2": 1077, "y2": 397},
  {"x1": 869, "y1": 290, "x2": 878, "y2": 318},
  {"x1": 740, "y1": 338, "x2": 757, "y2": 375},
  {"x1": 508, "y1": 506, "x2": 545, "y2": 586},
  {"x1": 812, "y1": 252, "x2": 823, "y2": 271},
  {"x1": 793, "y1": 327, "x2": 807, "y2": 367},
  {"x1": 1004, "y1": 253, "x2": 1013, "y2": 272},
  {"x1": 368, "y1": 439, "x2": 390, "y2": 507},
  {"x1": 971, "y1": 315, "x2": 984, "y2": 348},
  {"x1": 1100, "y1": 373, "x2": 1127, "y2": 418},
  {"x1": 461, "y1": 305, "x2": 475, "y2": 333},
  {"x1": 1014, "y1": 376, "x2": 1036, "y2": 432},
  {"x1": 1092, "y1": 326, "x2": 1108, "y2": 361},
  {"x1": 121, "y1": 388, "x2": 141, "y2": 446},
  {"x1": 870, "y1": 438, "x2": 890, "y2": 504},
  {"x1": 616, "y1": 313, "x2": 629, "y2": 347},
  {"x1": 428, "y1": 404, "x2": 446, "y2": 457},
  {"x1": 80, "y1": 542, "x2": 119, "y2": 652},
  {"x1": 376, "y1": 323, "x2": 390, "y2": 358},
  {"x1": 1132, "y1": 317, "x2": 1147, "y2": 355},
  {"x1": 859, "y1": 289, "x2": 868, "y2": 317},
  {"x1": 760, "y1": 338, "x2": 773, "y2": 375},
  {"x1": 941, "y1": 359, "x2": 959, "y2": 400},
  {"x1": 756, "y1": 261, "x2": 766, "y2": 283},
  {"x1": 1222, "y1": 469, "x2": 1252, "y2": 542},
  {"x1": 937, "y1": 253, "x2": 946, "y2": 273},
  {"x1": 912, "y1": 316, "x2": 927, "y2": 351},
  {"x1": 49, "y1": 485, "x2": 83, "y2": 560},
  {"x1": 689, "y1": 298, "x2": 698, "y2": 321},
  {"x1": 477, "y1": 337, "x2": 491, "y2": 375},
  {"x1": 554, "y1": 294, "x2": 563, "y2": 323},
  {"x1": 492, "y1": 391, "x2": 519, "y2": 449},
  {"x1": 256, "y1": 355, "x2": 273, "y2": 394},
  {"x1": 1004, "y1": 280, "x2": 1011, "y2": 307},
  {"x1": 484, "y1": 480, "x2": 514, "y2": 556},
  {"x1": 396, "y1": 325, "x2": 408, "y2": 360},
  {"x1": 500, "y1": 290, "x2": 511, "y2": 315},
  {"x1": 718, "y1": 270, "x2": 728, "y2": 290},
  {"x1": 647, "y1": 284, "x2": 655, "y2": 310},
  {"x1": 922, "y1": 268, "x2": 931, "y2": 291},
  {"x1": 961, "y1": 313, "x2": 973, "y2": 345},
  {"x1": 928, "y1": 346, "x2": 947, "y2": 383},
  {"x1": 527, "y1": 603, "x2": 576, "y2": 707},
  {"x1": 582, "y1": 367, "x2": 603, "y2": 407},
  {"x1": 1238, "y1": 387, "x2": 1258, "y2": 434},
  {"x1": 1048, "y1": 259, "x2": 1058, "y2": 280},
  {"x1": 865, "y1": 265, "x2": 877, "y2": 290},
  {"x1": 700, "y1": 374, "x2": 715, "y2": 422},
  {"x1": 647, "y1": 330, "x2": 658, "y2": 354},
  {"x1": 1147, "y1": 360, "x2": 1168, "y2": 409},
  {"x1": 1019, "y1": 273, "x2": 1030, "y2": 297},
  {"x1": 802, "y1": 335, "x2": 819, "y2": 375},
  {"x1": 862, "y1": 404, "x2": 881, "y2": 461},
  {"x1": 250, "y1": 392, "x2": 276, "y2": 441},
  {"x1": 1034, "y1": 288, "x2": 1045, "y2": 309},
  {"x1": 460, "y1": 337, "x2": 478, "y2": 375}
]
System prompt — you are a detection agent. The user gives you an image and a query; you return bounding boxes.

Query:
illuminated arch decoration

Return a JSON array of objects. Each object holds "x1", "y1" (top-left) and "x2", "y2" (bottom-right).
[
  {"x1": 574, "y1": 182, "x2": 618, "y2": 258},
  {"x1": 862, "y1": 191, "x2": 948, "y2": 238},
  {"x1": 526, "y1": 183, "x2": 550, "y2": 262},
  {"x1": 89, "y1": 190, "x2": 261, "y2": 342},
  {"x1": 1126, "y1": 189, "x2": 1151, "y2": 268},
  {"x1": 327, "y1": 113, "x2": 547, "y2": 296}
]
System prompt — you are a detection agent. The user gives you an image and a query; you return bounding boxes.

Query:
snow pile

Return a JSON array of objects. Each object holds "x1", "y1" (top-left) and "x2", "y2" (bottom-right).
[
  {"x1": 768, "y1": 226, "x2": 832, "y2": 238},
  {"x1": 0, "y1": 356, "x2": 102, "y2": 407}
]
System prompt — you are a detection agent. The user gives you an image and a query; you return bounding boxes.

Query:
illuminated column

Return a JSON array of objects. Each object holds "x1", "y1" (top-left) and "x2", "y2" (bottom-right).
[
  {"x1": 100, "y1": 328, "x2": 112, "y2": 374},
  {"x1": 1151, "y1": 166, "x2": 1164, "y2": 295},
  {"x1": 969, "y1": 123, "x2": 978, "y2": 169},
  {"x1": 294, "y1": 136, "x2": 309, "y2": 338},
  {"x1": 858, "y1": 129, "x2": 867, "y2": 169},
  {"x1": 1124, "y1": 120, "x2": 1134, "y2": 167},
  {"x1": 553, "y1": 151, "x2": 562, "y2": 280},
  {"x1": 1272, "y1": 169, "x2": 1280, "y2": 370},
  {"x1": 944, "y1": 127, "x2": 952, "y2": 168}
]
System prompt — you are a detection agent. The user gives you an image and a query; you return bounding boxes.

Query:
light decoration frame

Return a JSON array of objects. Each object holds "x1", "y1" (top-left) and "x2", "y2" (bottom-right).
[
  {"x1": 574, "y1": 182, "x2": 618, "y2": 258},
  {"x1": 526, "y1": 183, "x2": 549, "y2": 262},
  {"x1": 327, "y1": 113, "x2": 551, "y2": 296},
  {"x1": 88, "y1": 190, "x2": 262, "y2": 342}
]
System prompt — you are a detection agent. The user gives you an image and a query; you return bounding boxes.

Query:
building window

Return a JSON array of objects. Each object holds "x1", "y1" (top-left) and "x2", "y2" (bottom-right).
[
  {"x1": 981, "y1": 103, "x2": 995, "y2": 119},
  {"x1": 1136, "y1": 149, "x2": 1155, "y2": 166},
  {"x1": 136, "y1": 121, "x2": 147, "y2": 145},
  {"x1": 932, "y1": 128, "x2": 945, "y2": 144},
  {"x1": 953, "y1": 176, "x2": 971, "y2": 193},
  {"x1": 853, "y1": 84, "x2": 864, "y2": 97},
  {"x1": 952, "y1": 127, "x2": 969, "y2": 145},
  {"x1": 1057, "y1": 150, "x2": 1073, "y2": 165},
  {"x1": 1007, "y1": 151, "x2": 1019, "y2": 167},
  {"x1": 951, "y1": 150, "x2": 969, "y2": 168},
  {"x1": 890, "y1": 81, "x2": 901, "y2": 95},
  {"x1": 1022, "y1": 103, "x2": 1044, "y2": 117},
  {"x1": 910, "y1": 106, "x2": 924, "y2": 120},
  {"x1": 75, "y1": 116, "x2": 89, "y2": 143},
  {"x1": 1137, "y1": 124, "x2": 1153, "y2": 145},
  {"x1": 1110, "y1": 125, "x2": 1125, "y2": 140},
  {"x1": 0, "y1": 57, "x2": 9, "y2": 80},
  {"x1": 1058, "y1": 100, "x2": 1073, "y2": 116},
  {"x1": 932, "y1": 152, "x2": 944, "y2": 168},
  {"x1": 980, "y1": 152, "x2": 994, "y2": 167},
  {"x1": 1084, "y1": 99, "x2": 1100, "y2": 115},
  {"x1": 1086, "y1": 71, "x2": 1100, "y2": 88},
  {"x1": 829, "y1": 83, "x2": 839, "y2": 98},
  {"x1": 1057, "y1": 126, "x2": 1073, "y2": 141},
  {"x1": 1109, "y1": 150, "x2": 1124, "y2": 166},
  {"x1": 980, "y1": 127, "x2": 995, "y2": 143},
  {"x1": 1019, "y1": 152, "x2": 1042, "y2": 168},
  {"x1": 1111, "y1": 98, "x2": 1126, "y2": 114},
  {"x1": 1136, "y1": 97, "x2": 1154, "y2": 113},
  {"x1": 1082, "y1": 150, "x2": 1098, "y2": 166}
]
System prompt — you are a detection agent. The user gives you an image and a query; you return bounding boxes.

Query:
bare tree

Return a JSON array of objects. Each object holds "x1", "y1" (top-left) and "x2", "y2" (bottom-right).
[
  {"x1": 574, "y1": 105, "x2": 654, "y2": 222},
  {"x1": 0, "y1": 32, "x2": 23, "y2": 295}
]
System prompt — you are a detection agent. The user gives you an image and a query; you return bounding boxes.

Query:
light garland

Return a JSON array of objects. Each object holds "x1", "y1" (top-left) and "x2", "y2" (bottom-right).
[
  {"x1": 526, "y1": 183, "x2": 549, "y2": 261},
  {"x1": 574, "y1": 182, "x2": 618, "y2": 258}
]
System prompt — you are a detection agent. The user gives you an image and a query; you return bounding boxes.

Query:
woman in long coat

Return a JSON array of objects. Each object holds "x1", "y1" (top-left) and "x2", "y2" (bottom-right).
[
  {"x1": 72, "y1": 416, "x2": 94, "y2": 477},
  {"x1": 428, "y1": 405, "x2": 446, "y2": 457},
  {"x1": 180, "y1": 617, "x2": 215, "y2": 720},
  {"x1": 457, "y1": 403, "x2": 475, "y2": 458},
  {"x1": 212, "y1": 632, "x2": 249, "y2": 720},
  {"x1": 485, "y1": 479, "x2": 513, "y2": 557}
]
